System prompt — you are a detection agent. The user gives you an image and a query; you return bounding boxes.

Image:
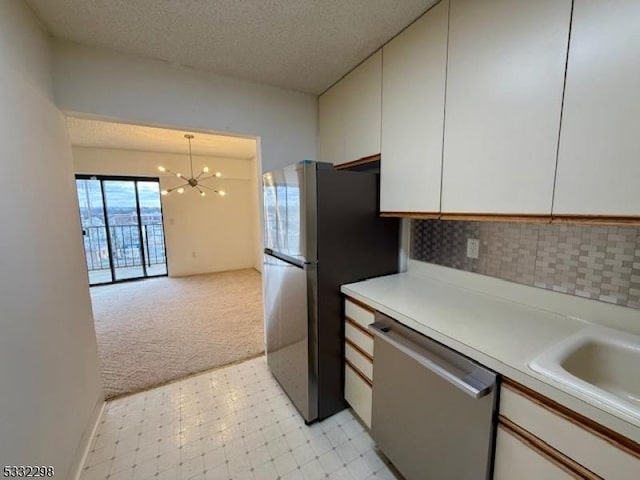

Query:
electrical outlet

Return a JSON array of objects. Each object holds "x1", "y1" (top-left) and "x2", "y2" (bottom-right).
[{"x1": 466, "y1": 238, "x2": 480, "y2": 259}]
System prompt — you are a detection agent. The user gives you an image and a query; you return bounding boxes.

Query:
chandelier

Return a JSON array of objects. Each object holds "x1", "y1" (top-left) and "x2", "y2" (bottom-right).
[{"x1": 158, "y1": 134, "x2": 226, "y2": 197}]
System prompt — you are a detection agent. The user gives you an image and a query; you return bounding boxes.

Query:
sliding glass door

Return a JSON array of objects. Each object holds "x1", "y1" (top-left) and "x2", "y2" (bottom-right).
[
  {"x1": 77, "y1": 178, "x2": 113, "y2": 284},
  {"x1": 103, "y1": 179, "x2": 145, "y2": 281},
  {"x1": 137, "y1": 181, "x2": 168, "y2": 278},
  {"x1": 76, "y1": 176, "x2": 167, "y2": 286}
]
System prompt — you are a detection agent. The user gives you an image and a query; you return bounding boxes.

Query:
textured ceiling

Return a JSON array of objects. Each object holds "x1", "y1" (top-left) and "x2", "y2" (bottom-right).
[
  {"x1": 26, "y1": 0, "x2": 438, "y2": 94},
  {"x1": 67, "y1": 117, "x2": 257, "y2": 159}
]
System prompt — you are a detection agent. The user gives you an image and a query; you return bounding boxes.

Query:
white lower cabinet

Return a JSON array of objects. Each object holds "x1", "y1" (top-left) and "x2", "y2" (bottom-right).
[
  {"x1": 494, "y1": 425, "x2": 574, "y2": 480},
  {"x1": 343, "y1": 296, "x2": 374, "y2": 428},
  {"x1": 345, "y1": 322, "x2": 374, "y2": 357},
  {"x1": 341, "y1": 296, "x2": 640, "y2": 479},
  {"x1": 498, "y1": 381, "x2": 640, "y2": 480},
  {"x1": 344, "y1": 363, "x2": 372, "y2": 428},
  {"x1": 345, "y1": 342, "x2": 373, "y2": 380}
]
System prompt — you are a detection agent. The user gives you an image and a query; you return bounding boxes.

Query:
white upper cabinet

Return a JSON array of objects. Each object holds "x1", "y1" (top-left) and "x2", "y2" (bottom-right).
[
  {"x1": 318, "y1": 79, "x2": 346, "y2": 166},
  {"x1": 343, "y1": 51, "x2": 382, "y2": 163},
  {"x1": 380, "y1": 0, "x2": 449, "y2": 213},
  {"x1": 318, "y1": 51, "x2": 382, "y2": 165},
  {"x1": 441, "y1": 0, "x2": 572, "y2": 214},
  {"x1": 553, "y1": 0, "x2": 640, "y2": 217}
]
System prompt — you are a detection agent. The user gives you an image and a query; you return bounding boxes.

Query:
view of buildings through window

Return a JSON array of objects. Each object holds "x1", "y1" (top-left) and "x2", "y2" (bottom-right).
[{"x1": 76, "y1": 177, "x2": 167, "y2": 285}]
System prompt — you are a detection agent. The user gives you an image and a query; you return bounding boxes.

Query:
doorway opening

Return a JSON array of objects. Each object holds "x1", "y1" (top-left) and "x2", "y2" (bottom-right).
[
  {"x1": 76, "y1": 175, "x2": 168, "y2": 286},
  {"x1": 68, "y1": 116, "x2": 264, "y2": 399}
]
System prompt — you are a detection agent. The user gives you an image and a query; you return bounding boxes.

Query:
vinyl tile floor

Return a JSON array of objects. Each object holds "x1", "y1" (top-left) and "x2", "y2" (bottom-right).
[{"x1": 80, "y1": 356, "x2": 401, "y2": 480}]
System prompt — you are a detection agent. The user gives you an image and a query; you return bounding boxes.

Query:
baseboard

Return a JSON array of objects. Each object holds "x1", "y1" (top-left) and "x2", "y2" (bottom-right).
[{"x1": 70, "y1": 397, "x2": 106, "y2": 480}]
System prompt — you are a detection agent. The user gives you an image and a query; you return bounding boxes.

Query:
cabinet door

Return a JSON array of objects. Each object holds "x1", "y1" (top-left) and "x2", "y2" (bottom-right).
[
  {"x1": 343, "y1": 51, "x2": 382, "y2": 164},
  {"x1": 318, "y1": 80, "x2": 346, "y2": 164},
  {"x1": 380, "y1": 0, "x2": 448, "y2": 213},
  {"x1": 553, "y1": 0, "x2": 640, "y2": 217},
  {"x1": 494, "y1": 426, "x2": 574, "y2": 480},
  {"x1": 345, "y1": 364, "x2": 372, "y2": 428},
  {"x1": 442, "y1": 0, "x2": 571, "y2": 214},
  {"x1": 318, "y1": 51, "x2": 382, "y2": 166},
  {"x1": 501, "y1": 382, "x2": 640, "y2": 480}
]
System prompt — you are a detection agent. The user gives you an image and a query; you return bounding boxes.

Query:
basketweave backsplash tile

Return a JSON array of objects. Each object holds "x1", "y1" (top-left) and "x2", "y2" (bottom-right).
[{"x1": 411, "y1": 220, "x2": 640, "y2": 309}]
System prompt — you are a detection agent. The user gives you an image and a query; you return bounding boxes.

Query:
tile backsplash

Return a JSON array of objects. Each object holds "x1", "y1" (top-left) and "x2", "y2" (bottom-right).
[{"x1": 411, "y1": 220, "x2": 640, "y2": 309}]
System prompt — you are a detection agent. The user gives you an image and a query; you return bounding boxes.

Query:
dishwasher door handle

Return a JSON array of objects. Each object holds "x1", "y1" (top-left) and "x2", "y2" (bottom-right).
[{"x1": 369, "y1": 322, "x2": 493, "y2": 399}]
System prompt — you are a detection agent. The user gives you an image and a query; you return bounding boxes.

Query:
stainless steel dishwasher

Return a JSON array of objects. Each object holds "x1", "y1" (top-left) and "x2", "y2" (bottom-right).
[{"x1": 369, "y1": 311, "x2": 498, "y2": 480}]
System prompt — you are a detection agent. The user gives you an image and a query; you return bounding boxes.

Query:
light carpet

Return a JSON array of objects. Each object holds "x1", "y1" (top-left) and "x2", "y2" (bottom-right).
[{"x1": 90, "y1": 269, "x2": 264, "y2": 399}]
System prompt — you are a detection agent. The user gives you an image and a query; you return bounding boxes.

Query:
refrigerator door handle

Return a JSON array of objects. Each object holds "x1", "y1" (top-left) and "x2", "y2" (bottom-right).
[{"x1": 264, "y1": 249, "x2": 308, "y2": 269}]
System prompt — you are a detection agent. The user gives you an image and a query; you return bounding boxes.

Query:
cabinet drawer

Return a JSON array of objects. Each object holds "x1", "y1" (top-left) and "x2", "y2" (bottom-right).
[
  {"x1": 345, "y1": 341, "x2": 373, "y2": 382},
  {"x1": 345, "y1": 321, "x2": 374, "y2": 357},
  {"x1": 345, "y1": 362, "x2": 372, "y2": 428},
  {"x1": 494, "y1": 424, "x2": 575, "y2": 480},
  {"x1": 501, "y1": 381, "x2": 640, "y2": 480},
  {"x1": 345, "y1": 297, "x2": 375, "y2": 331}
]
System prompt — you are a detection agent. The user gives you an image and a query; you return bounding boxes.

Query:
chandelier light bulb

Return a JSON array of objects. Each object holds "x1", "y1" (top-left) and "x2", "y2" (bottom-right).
[
  {"x1": 219, "y1": 190, "x2": 226, "y2": 196},
  {"x1": 176, "y1": 172, "x2": 182, "y2": 178},
  {"x1": 203, "y1": 166, "x2": 210, "y2": 173},
  {"x1": 161, "y1": 190, "x2": 168, "y2": 196},
  {"x1": 177, "y1": 188, "x2": 185, "y2": 194},
  {"x1": 158, "y1": 166, "x2": 166, "y2": 172},
  {"x1": 200, "y1": 191, "x2": 206, "y2": 197},
  {"x1": 215, "y1": 172, "x2": 222, "y2": 177}
]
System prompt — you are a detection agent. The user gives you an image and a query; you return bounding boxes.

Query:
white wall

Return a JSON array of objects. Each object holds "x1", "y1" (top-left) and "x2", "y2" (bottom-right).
[
  {"x1": 0, "y1": 1, "x2": 103, "y2": 477},
  {"x1": 73, "y1": 146, "x2": 260, "y2": 276},
  {"x1": 52, "y1": 39, "x2": 318, "y2": 174},
  {"x1": 249, "y1": 156, "x2": 263, "y2": 272}
]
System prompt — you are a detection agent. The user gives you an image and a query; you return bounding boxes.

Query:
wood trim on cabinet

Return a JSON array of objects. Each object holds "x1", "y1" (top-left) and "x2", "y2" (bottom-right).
[
  {"x1": 440, "y1": 213, "x2": 552, "y2": 223},
  {"x1": 380, "y1": 212, "x2": 440, "y2": 219},
  {"x1": 345, "y1": 359, "x2": 373, "y2": 387},
  {"x1": 333, "y1": 154, "x2": 381, "y2": 170},
  {"x1": 498, "y1": 416, "x2": 603, "y2": 480},
  {"x1": 376, "y1": 211, "x2": 640, "y2": 226},
  {"x1": 345, "y1": 338, "x2": 374, "y2": 363},
  {"x1": 551, "y1": 215, "x2": 640, "y2": 226},
  {"x1": 345, "y1": 317, "x2": 374, "y2": 339},
  {"x1": 344, "y1": 295, "x2": 376, "y2": 314},
  {"x1": 503, "y1": 378, "x2": 640, "y2": 459}
]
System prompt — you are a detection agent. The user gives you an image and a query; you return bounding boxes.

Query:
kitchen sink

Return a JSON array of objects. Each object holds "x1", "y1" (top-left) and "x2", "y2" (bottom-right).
[{"x1": 529, "y1": 325, "x2": 640, "y2": 420}]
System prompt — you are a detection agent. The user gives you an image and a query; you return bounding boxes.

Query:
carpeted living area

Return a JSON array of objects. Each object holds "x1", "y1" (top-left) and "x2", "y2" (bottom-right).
[{"x1": 90, "y1": 269, "x2": 264, "y2": 399}]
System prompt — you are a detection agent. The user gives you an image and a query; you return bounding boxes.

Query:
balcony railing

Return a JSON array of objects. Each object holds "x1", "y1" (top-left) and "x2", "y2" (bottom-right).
[{"x1": 83, "y1": 224, "x2": 166, "y2": 272}]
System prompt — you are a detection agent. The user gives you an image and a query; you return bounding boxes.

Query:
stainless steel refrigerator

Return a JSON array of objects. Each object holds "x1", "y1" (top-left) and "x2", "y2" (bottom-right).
[{"x1": 263, "y1": 160, "x2": 399, "y2": 423}]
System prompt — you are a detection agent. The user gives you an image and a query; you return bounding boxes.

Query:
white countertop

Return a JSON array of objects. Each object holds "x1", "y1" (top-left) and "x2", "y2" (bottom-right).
[{"x1": 341, "y1": 261, "x2": 640, "y2": 443}]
